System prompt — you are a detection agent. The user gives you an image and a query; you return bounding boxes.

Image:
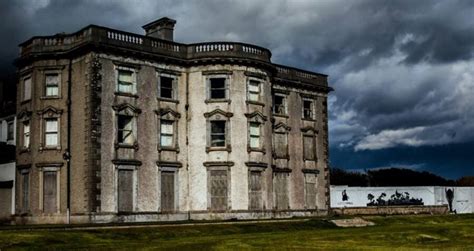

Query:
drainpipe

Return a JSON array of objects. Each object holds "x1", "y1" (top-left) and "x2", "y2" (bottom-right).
[
  {"x1": 63, "y1": 58, "x2": 73, "y2": 224},
  {"x1": 185, "y1": 71, "x2": 190, "y2": 221}
]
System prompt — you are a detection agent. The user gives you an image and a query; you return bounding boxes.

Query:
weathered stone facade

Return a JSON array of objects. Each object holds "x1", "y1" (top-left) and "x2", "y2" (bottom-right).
[{"x1": 14, "y1": 18, "x2": 332, "y2": 224}]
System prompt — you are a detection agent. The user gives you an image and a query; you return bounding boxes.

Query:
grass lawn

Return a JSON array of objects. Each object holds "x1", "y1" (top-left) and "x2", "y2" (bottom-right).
[{"x1": 1, "y1": 214, "x2": 474, "y2": 250}]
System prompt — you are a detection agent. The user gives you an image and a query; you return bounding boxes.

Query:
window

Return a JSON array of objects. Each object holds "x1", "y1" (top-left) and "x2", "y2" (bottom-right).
[
  {"x1": 303, "y1": 99, "x2": 314, "y2": 120},
  {"x1": 117, "y1": 115, "x2": 134, "y2": 144},
  {"x1": 209, "y1": 169, "x2": 228, "y2": 211},
  {"x1": 249, "y1": 171, "x2": 263, "y2": 210},
  {"x1": 45, "y1": 73, "x2": 59, "y2": 96},
  {"x1": 159, "y1": 76, "x2": 174, "y2": 99},
  {"x1": 305, "y1": 174, "x2": 317, "y2": 209},
  {"x1": 44, "y1": 118, "x2": 58, "y2": 147},
  {"x1": 7, "y1": 120, "x2": 14, "y2": 141},
  {"x1": 210, "y1": 121, "x2": 226, "y2": 147},
  {"x1": 160, "y1": 120, "x2": 174, "y2": 147},
  {"x1": 273, "y1": 94, "x2": 286, "y2": 115},
  {"x1": 43, "y1": 171, "x2": 58, "y2": 213},
  {"x1": 22, "y1": 172, "x2": 29, "y2": 212},
  {"x1": 273, "y1": 133, "x2": 287, "y2": 158},
  {"x1": 248, "y1": 80, "x2": 261, "y2": 102},
  {"x1": 274, "y1": 173, "x2": 289, "y2": 210},
  {"x1": 249, "y1": 122, "x2": 261, "y2": 148},
  {"x1": 23, "y1": 121, "x2": 30, "y2": 148},
  {"x1": 117, "y1": 70, "x2": 135, "y2": 94},
  {"x1": 303, "y1": 136, "x2": 316, "y2": 160},
  {"x1": 161, "y1": 171, "x2": 175, "y2": 212},
  {"x1": 117, "y1": 169, "x2": 134, "y2": 212},
  {"x1": 209, "y1": 78, "x2": 227, "y2": 99},
  {"x1": 23, "y1": 77, "x2": 31, "y2": 101}
]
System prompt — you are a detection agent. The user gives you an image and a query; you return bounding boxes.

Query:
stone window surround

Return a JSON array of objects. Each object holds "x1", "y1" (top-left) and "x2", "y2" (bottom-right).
[
  {"x1": 36, "y1": 106, "x2": 63, "y2": 151},
  {"x1": 156, "y1": 161, "x2": 182, "y2": 212},
  {"x1": 301, "y1": 126, "x2": 318, "y2": 161},
  {"x1": 36, "y1": 162, "x2": 63, "y2": 214},
  {"x1": 155, "y1": 108, "x2": 181, "y2": 152},
  {"x1": 204, "y1": 109, "x2": 233, "y2": 153},
  {"x1": 203, "y1": 70, "x2": 232, "y2": 104},
  {"x1": 18, "y1": 111, "x2": 32, "y2": 153},
  {"x1": 113, "y1": 103, "x2": 142, "y2": 150},
  {"x1": 302, "y1": 98, "x2": 316, "y2": 121},
  {"x1": 156, "y1": 69, "x2": 180, "y2": 102},
  {"x1": 246, "y1": 76, "x2": 265, "y2": 106},
  {"x1": 114, "y1": 164, "x2": 139, "y2": 213},
  {"x1": 204, "y1": 161, "x2": 234, "y2": 212},
  {"x1": 245, "y1": 111, "x2": 267, "y2": 153}
]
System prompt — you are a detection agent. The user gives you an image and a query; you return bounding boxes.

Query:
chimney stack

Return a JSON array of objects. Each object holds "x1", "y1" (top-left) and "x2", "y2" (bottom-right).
[{"x1": 142, "y1": 17, "x2": 176, "y2": 41}]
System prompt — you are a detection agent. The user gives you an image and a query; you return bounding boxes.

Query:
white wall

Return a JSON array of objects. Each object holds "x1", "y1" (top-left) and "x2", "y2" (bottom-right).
[
  {"x1": 0, "y1": 162, "x2": 16, "y2": 215},
  {"x1": 331, "y1": 185, "x2": 474, "y2": 214}
]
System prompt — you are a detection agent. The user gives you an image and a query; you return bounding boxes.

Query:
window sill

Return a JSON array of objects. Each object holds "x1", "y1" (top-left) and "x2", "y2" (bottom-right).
[
  {"x1": 20, "y1": 99, "x2": 31, "y2": 105},
  {"x1": 246, "y1": 100, "x2": 265, "y2": 106},
  {"x1": 19, "y1": 147, "x2": 31, "y2": 154},
  {"x1": 40, "y1": 146, "x2": 61, "y2": 151},
  {"x1": 206, "y1": 145, "x2": 232, "y2": 153},
  {"x1": 273, "y1": 113, "x2": 289, "y2": 118},
  {"x1": 302, "y1": 118, "x2": 316, "y2": 122},
  {"x1": 205, "y1": 99, "x2": 231, "y2": 104},
  {"x1": 272, "y1": 153, "x2": 290, "y2": 160},
  {"x1": 40, "y1": 96, "x2": 61, "y2": 100},
  {"x1": 247, "y1": 147, "x2": 266, "y2": 154},
  {"x1": 157, "y1": 97, "x2": 179, "y2": 103},
  {"x1": 158, "y1": 146, "x2": 180, "y2": 153},
  {"x1": 115, "y1": 143, "x2": 139, "y2": 151},
  {"x1": 114, "y1": 92, "x2": 139, "y2": 98}
]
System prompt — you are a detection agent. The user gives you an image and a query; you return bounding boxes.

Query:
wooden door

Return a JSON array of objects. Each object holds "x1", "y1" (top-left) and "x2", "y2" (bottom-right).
[
  {"x1": 249, "y1": 171, "x2": 262, "y2": 210},
  {"x1": 43, "y1": 171, "x2": 57, "y2": 213},
  {"x1": 161, "y1": 171, "x2": 175, "y2": 212},
  {"x1": 118, "y1": 170, "x2": 133, "y2": 212},
  {"x1": 210, "y1": 170, "x2": 228, "y2": 211}
]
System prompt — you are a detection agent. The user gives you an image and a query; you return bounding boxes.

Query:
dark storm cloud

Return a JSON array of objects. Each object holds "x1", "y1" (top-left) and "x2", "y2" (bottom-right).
[{"x1": 0, "y1": 0, "x2": 473, "y2": 153}]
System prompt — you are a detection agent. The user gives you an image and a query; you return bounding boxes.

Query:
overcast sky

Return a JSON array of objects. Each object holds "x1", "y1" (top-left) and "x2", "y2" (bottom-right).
[{"x1": 1, "y1": 0, "x2": 473, "y2": 178}]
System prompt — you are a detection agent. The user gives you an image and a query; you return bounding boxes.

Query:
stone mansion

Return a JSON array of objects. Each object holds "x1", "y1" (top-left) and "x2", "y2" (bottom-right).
[{"x1": 14, "y1": 17, "x2": 332, "y2": 224}]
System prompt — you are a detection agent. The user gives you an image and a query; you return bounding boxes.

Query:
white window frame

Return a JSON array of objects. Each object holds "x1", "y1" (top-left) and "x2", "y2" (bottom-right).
[
  {"x1": 44, "y1": 72, "x2": 60, "y2": 97},
  {"x1": 156, "y1": 108, "x2": 180, "y2": 152},
  {"x1": 22, "y1": 76, "x2": 32, "y2": 101},
  {"x1": 247, "y1": 79, "x2": 262, "y2": 102},
  {"x1": 204, "y1": 109, "x2": 233, "y2": 152},
  {"x1": 23, "y1": 120, "x2": 30, "y2": 148},
  {"x1": 37, "y1": 107, "x2": 62, "y2": 151}
]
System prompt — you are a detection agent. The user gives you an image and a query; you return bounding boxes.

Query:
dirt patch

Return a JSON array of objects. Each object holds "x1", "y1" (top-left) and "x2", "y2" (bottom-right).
[{"x1": 331, "y1": 217, "x2": 375, "y2": 227}]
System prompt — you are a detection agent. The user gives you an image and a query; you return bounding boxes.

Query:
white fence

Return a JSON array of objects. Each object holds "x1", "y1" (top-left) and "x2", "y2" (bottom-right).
[{"x1": 330, "y1": 186, "x2": 474, "y2": 214}]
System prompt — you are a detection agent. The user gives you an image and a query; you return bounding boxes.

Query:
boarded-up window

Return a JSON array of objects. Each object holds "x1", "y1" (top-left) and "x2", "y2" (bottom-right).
[
  {"x1": 43, "y1": 171, "x2": 57, "y2": 213},
  {"x1": 118, "y1": 169, "x2": 134, "y2": 212},
  {"x1": 161, "y1": 171, "x2": 175, "y2": 212},
  {"x1": 305, "y1": 174, "x2": 317, "y2": 209},
  {"x1": 304, "y1": 136, "x2": 315, "y2": 160},
  {"x1": 274, "y1": 173, "x2": 289, "y2": 210},
  {"x1": 249, "y1": 122, "x2": 261, "y2": 148},
  {"x1": 23, "y1": 77, "x2": 31, "y2": 101},
  {"x1": 210, "y1": 170, "x2": 228, "y2": 211},
  {"x1": 274, "y1": 133, "x2": 287, "y2": 158},
  {"x1": 249, "y1": 171, "x2": 263, "y2": 210},
  {"x1": 248, "y1": 80, "x2": 260, "y2": 102},
  {"x1": 22, "y1": 173, "x2": 29, "y2": 212}
]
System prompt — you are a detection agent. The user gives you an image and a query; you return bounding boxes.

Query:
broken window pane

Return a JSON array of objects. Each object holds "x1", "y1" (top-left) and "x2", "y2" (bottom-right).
[
  {"x1": 118, "y1": 115, "x2": 134, "y2": 144},
  {"x1": 303, "y1": 100, "x2": 313, "y2": 119}
]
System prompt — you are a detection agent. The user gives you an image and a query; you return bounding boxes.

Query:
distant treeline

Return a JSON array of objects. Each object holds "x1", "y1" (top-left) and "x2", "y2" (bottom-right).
[{"x1": 330, "y1": 167, "x2": 474, "y2": 187}]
